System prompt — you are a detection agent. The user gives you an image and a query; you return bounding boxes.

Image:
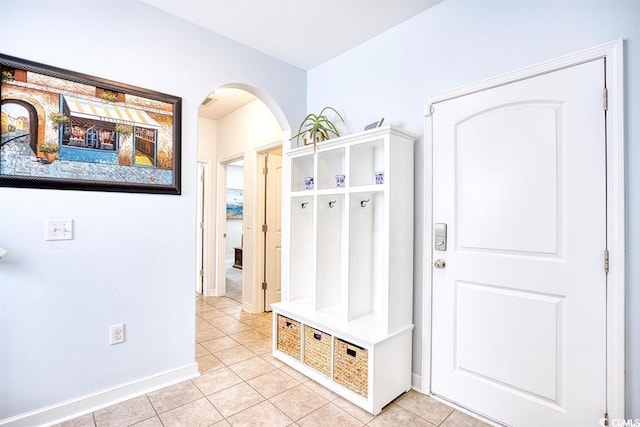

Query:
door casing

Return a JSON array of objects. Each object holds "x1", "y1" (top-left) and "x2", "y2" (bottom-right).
[
  {"x1": 196, "y1": 161, "x2": 210, "y2": 295},
  {"x1": 215, "y1": 155, "x2": 244, "y2": 299},
  {"x1": 422, "y1": 39, "x2": 625, "y2": 420},
  {"x1": 256, "y1": 142, "x2": 283, "y2": 312}
]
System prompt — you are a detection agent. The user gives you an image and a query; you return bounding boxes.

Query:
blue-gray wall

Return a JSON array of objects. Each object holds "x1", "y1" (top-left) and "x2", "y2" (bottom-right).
[
  {"x1": 308, "y1": 0, "x2": 640, "y2": 416},
  {"x1": 0, "y1": 0, "x2": 305, "y2": 419}
]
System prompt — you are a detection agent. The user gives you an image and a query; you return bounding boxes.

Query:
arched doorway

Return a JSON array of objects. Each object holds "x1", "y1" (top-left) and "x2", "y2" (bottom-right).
[
  {"x1": 196, "y1": 84, "x2": 290, "y2": 313},
  {"x1": 1, "y1": 99, "x2": 39, "y2": 154}
]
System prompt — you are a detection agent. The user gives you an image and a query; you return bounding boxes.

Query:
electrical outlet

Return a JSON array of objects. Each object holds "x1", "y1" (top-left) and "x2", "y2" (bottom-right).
[{"x1": 110, "y1": 324, "x2": 125, "y2": 345}]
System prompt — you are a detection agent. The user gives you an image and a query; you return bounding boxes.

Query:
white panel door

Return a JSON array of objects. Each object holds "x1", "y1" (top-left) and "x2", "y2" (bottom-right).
[
  {"x1": 196, "y1": 162, "x2": 207, "y2": 294},
  {"x1": 266, "y1": 153, "x2": 283, "y2": 310},
  {"x1": 431, "y1": 59, "x2": 606, "y2": 426}
]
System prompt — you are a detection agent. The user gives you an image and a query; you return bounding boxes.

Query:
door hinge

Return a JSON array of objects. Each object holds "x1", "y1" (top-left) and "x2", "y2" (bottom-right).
[
  {"x1": 602, "y1": 412, "x2": 609, "y2": 426},
  {"x1": 262, "y1": 224, "x2": 268, "y2": 232},
  {"x1": 603, "y1": 88, "x2": 608, "y2": 111},
  {"x1": 199, "y1": 269, "x2": 204, "y2": 277},
  {"x1": 425, "y1": 103, "x2": 435, "y2": 116},
  {"x1": 604, "y1": 250, "x2": 610, "y2": 274},
  {"x1": 263, "y1": 167, "x2": 268, "y2": 175},
  {"x1": 199, "y1": 222, "x2": 204, "y2": 229},
  {"x1": 200, "y1": 173, "x2": 205, "y2": 182},
  {"x1": 262, "y1": 282, "x2": 267, "y2": 290}
]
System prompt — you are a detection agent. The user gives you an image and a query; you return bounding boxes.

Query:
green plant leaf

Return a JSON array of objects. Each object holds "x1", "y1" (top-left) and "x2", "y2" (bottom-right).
[
  {"x1": 319, "y1": 106, "x2": 344, "y2": 122},
  {"x1": 290, "y1": 106, "x2": 344, "y2": 145}
]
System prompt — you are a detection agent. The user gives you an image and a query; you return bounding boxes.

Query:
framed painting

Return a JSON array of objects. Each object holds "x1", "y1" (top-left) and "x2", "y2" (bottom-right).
[
  {"x1": 226, "y1": 188, "x2": 243, "y2": 219},
  {"x1": 0, "y1": 53, "x2": 181, "y2": 194}
]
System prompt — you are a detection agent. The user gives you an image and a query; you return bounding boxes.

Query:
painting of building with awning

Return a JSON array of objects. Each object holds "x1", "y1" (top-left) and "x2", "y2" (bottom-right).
[
  {"x1": 60, "y1": 95, "x2": 162, "y2": 166},
  {"x1": 0, "y1": 54, "x2": 181, "y2": 194}
]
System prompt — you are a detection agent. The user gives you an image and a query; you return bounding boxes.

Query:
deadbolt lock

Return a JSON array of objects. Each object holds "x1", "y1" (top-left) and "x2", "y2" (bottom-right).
[{"x1": 435, "y1": 223, "x2": 447, "y2": 251}]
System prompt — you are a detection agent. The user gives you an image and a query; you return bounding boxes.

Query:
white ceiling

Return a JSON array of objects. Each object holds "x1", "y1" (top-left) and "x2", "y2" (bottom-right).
[
  {"x1": 199, "y1": 88, "x2": 258, "y2": 119},
  {"x1": 141, "y1": 0, "x2": 442, "y2": 70},
  {"x1": 144, "y1": 0, "x2": 443, "y2": 119}
]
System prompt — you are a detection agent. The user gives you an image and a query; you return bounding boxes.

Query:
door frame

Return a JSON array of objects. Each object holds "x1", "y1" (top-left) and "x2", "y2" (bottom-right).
[
  {"x1": 196, "y1": 161, "x2": 211, "y2": 295},
  {"x1": 256, "y1": 141, "x2": 283, "y2": 312},
  {"x1": 422, "y1": 39, "x2": 625, "y2": 420},
  {"x1": 215, "y1": 154, "x2": 245, "y2": 299}
]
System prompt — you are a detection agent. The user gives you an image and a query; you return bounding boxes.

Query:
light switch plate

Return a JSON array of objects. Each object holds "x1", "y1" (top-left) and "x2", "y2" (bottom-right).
[{"x1": 45, "y1": 219, "x2": 73, "y2": 241}]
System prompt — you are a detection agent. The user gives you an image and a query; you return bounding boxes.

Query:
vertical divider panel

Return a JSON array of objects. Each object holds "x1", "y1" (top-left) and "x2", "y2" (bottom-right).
[
  {"x1": 348, "y1": 192, "x2": 374, "y2": 319},
  {"x1": 316, "y1": 194, "x2": 344, "y2": 313},
  {"x1": 371, "y1": 191, "x2": 385, "y2": 320},
  {"x1": 289, "y1": 196, "x2": 314, "y2": 303},
  {"x1": 372, "y1": 141, "x2": 385, "y2": 182},
  {"x1": 386, "y1": 137, "x2": 414, "y2": 333},
  {"x1": 342, "y1": 146, "x2": 352, "y2": 319}
]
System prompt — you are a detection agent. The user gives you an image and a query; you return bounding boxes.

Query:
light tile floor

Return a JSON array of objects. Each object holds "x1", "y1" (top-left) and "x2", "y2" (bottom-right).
[
  {"x1": 225, "y1": 262, "x2": 242, "y2": 304},
  {"x1": 56, "y1": 296, "x2": 489, "y2": 427}
]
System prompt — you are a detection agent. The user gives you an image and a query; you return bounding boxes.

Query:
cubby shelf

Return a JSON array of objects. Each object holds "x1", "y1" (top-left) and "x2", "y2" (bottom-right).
[{"x1": 272, "y1": 125, "x2": 416, "y2": 415}]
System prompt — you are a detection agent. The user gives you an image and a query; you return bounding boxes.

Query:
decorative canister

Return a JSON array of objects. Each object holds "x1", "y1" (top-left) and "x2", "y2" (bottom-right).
[
  {"x1": 374, "y1": 171, "x2": 384, "y2": 185},
  {"x1": 304, "y1": 176, "x2": 314, "y2": 190},
  {"x1": 335, "y1": 174, "x2": 345, "y2": 188}
]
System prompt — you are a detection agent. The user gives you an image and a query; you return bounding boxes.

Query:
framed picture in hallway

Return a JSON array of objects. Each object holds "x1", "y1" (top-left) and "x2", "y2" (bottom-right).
[
  {"x1": 226, "y1": 188, "x2": 243, "y2": 219},
  {"x1": 0, "y1": 53, "x2": 182, "y2": 194}
]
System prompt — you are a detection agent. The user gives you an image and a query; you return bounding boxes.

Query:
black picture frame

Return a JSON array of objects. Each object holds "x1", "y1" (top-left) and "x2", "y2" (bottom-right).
[{"x1": 0, "y1": 53, "x2": 181, "y2": 194}]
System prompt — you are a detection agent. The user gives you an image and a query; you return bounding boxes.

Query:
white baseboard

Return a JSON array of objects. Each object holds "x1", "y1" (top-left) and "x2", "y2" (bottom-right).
[
  {"x1": 243, "y1": 301, "x2": 258, "y2": 314},
  {"x1": 430, "y1": 394, "x2": 502, "y2": 427},
  {"x1": 410, "y1": 373, "x2": 499, "y2": 426},
  {"x1": 411, "y1": 372, "x2": 423, "y2": 393},
  {"x1": 0, "y1": 363, "x2": 199, "y2": 427}
]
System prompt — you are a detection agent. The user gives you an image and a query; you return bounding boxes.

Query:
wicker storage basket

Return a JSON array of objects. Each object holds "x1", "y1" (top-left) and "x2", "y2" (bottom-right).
[
  {"x1": 277, "y1": 315, "x2": 301, "y2": 359},
  {"x1": 303, "y1": 326, "x2": 332, "y2": 376},
  {"x1": 333, "y1": 338, "x2": 368, "y2": 397}
]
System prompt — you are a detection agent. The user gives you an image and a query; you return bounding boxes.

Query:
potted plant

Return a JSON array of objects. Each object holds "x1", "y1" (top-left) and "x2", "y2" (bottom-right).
[
  {"x1": 115, "y1": 124, "x2": 132, "y2": 141},
  {"x1": 99, "y1": 92, "x2": 119, "y2": 102},
  {"x1": 49, "y1": 112, "x2": 70, "y2": 129},
  {"x1": 38, "y1": 142, "x2": 60, "y2": 163},
  {"x1": 115, "y1": 124, "x2": 132, "y2": 135},
  {"x1": 291, "y1": 106, "x2": 344, "y2": 150},
  {"x1": 1, "y1": 70, "x2": 14, "y2": 81}
]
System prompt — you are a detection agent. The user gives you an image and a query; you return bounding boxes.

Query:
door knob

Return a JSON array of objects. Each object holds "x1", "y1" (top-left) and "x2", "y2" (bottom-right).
[{"x1": 434, "y1": 259, "x2": 446, "y2": 269}]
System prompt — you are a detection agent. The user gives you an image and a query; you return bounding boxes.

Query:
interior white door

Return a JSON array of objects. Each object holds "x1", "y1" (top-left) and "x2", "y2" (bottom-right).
[
  {"x1": 266, "y1": 152, "x2": 283, "y2": 310},
  {"x1": 196, "y1": 162, "x2": 206, "y2": 294},
  {"x1": 431, "y1": 59, "x2": 607, "y2": 426}
]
